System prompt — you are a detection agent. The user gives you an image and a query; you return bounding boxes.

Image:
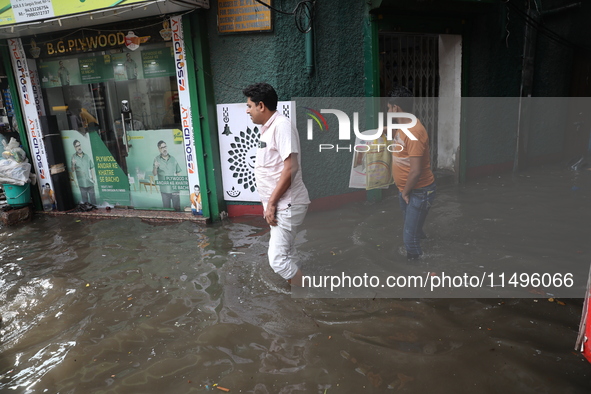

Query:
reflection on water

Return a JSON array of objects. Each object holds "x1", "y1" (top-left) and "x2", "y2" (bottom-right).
[{"x1": 0, "y1": 165, "x2": 590, "y2": 393}]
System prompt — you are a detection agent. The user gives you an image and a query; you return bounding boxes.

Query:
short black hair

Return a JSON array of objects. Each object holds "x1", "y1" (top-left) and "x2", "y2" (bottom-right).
[
  {"x1": 243, "y1": 83, "x2": 278, "y2": 111},
  {"x1": 387, "y1": 86, "x2": 414, "y2": 111},
  {"x1": 73, "y1": 139, "x2": 80, "y2": 146},
  {"x1": 157, "y1": 140, "x2": 166, "y2": 148}
]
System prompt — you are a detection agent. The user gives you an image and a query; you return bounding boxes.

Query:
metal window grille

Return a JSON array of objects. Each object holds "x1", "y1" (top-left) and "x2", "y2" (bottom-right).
[{"x1": 379, "y1": 33, "x2": 440, "y2": 168}]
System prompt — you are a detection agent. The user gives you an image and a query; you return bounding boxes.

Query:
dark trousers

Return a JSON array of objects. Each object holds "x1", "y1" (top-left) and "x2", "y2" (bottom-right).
[
  {"x1": 161, "y1": 192, "x2": 180, "y2": 211},
  {"x1": 80, "y1": 186, "x2": 96, "y2": 205},
  {"x1": 399, "y1": 182, "x2": 436, "y2": 256}
]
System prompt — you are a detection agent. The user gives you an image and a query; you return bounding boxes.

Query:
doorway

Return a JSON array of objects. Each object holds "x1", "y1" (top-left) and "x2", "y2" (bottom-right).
[
  {"x1": 379, "y1": 32, "x2": 462, "y2": 175},
  {"x1": 379, "y1": 33, "x2": 440, "y2": 168}
]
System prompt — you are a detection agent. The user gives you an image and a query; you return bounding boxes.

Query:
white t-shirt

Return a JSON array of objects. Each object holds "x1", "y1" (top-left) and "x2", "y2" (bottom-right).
[{"x1": 255, "y1": 112, "x2": 310, "y2": 210}]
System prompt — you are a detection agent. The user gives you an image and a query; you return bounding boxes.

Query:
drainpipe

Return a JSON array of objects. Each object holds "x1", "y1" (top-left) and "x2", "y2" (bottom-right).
[
  {"x1": 305, "y1": 22, "x2": 314, "y2": 75},
  {"x1": 514, "y1": 7, "x2": 539, "y2": 172}
]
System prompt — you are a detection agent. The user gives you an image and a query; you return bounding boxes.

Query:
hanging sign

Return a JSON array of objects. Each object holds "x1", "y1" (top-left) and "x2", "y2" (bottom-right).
[
  {"x1": 217, "y1": 0, "x2": 272, "y2": 34},
  {"x1": 1, "y1": 1, "x2": 210, "y2": 26}
]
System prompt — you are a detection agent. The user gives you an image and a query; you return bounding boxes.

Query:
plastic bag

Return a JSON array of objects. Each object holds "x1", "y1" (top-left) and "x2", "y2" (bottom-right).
[
  {"x1": 364, "y1": 135, "x2": 394, "y2": 190},
  {"x1": 0, "y1": 159, "x2": 31, "y2": 185},
  {"x1": 2, "y1": 137, "x2": 27, "y2": 163}
]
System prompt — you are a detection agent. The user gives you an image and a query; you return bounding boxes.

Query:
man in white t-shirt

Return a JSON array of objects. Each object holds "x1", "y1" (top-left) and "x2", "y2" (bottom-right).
[{"x1": 243, "y1": 83, "x2": 310, "y2": 287}]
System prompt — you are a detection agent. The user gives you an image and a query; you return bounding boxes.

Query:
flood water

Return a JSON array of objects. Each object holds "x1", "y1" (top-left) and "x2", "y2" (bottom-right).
[{"x1": 1, "y1": 164, "x2": 590, "y2": 393}]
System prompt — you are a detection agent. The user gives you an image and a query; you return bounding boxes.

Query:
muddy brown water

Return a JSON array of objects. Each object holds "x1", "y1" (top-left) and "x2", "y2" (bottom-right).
[{"x1": 1, "y1": 164, "x2": 590, "y2": 393}]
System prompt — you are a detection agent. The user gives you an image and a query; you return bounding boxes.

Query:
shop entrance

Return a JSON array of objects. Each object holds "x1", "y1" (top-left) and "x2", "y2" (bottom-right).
[{"x1": 37, "y1": 42, "x2": 191, "y2": 211}]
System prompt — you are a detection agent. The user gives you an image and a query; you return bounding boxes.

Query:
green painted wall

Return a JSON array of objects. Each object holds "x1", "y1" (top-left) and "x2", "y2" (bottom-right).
[
  {"x1": 464, "y1": 0, "x2": 585, "y2": 170},
  {"x1": 203, "y1": 0, "x2": 590, "y2": 201},
  {"x1": 463, "y1": 3, "x2": 524, "y2": 169},
  {"x1": 205, "y1": 0, "x2": 367, "y2": 200}
]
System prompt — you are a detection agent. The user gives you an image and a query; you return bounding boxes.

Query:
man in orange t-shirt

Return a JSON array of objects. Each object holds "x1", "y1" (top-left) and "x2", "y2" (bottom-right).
[{"x1": 388, "y1": 87, "x2": 436, "y2": 260}]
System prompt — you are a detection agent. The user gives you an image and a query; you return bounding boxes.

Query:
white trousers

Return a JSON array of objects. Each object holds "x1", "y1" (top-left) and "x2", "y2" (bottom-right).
[{"x1": 267, "y1": 204, "x2": 308, "y2": 279}]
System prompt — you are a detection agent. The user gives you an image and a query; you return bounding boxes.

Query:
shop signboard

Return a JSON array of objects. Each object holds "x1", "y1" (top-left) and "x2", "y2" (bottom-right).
[
  {"x1": 0, "y1": 0, "x2": 148, "y2": 26},
  {"x1": 218, "y1": 0, "x2": 272, "y2": 34},
  {"x1": 1, "y1": 0, "x2": 210, "y2": 26}
]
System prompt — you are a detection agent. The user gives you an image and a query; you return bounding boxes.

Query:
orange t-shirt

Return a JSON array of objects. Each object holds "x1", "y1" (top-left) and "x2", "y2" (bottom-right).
[{"x1": 391, "y1": 119, "x2": 435, "y2": 191}]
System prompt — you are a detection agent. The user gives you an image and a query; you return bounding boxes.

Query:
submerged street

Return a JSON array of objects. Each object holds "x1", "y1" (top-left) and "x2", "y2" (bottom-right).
[{"x1": 0, "y1": 164, "x2": 590, "y2": 393}]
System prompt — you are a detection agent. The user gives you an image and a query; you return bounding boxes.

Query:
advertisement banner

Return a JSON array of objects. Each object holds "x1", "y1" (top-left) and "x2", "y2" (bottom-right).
[
  {"x1": 61, "y1": 130, "x2": 131, "y2": 207},
  {"x1": 125, "y1": 129, "x2": 190, "y2": 211},
  {"x1": 216, "y1": 101, "x2": 294, "y2": 203},
  {"x1": 38, "y1": 58, "x2": 81, "y2": 88},
  {"x1": 171, "y1": 15, "x2": 201, "y2": 214},
  {"x1": 112, "y1": 52, "x2": 144, "y2": 81},
  {"x1": 0, "y1": 0, "x2": 148, "y2": 26},
  {"x1": 141, "y1": 48, "x2": 175, "y2": 79},
  {"x1": 27, "y1": 59, "x2": 46, "y2": 117},
  {"x1": 8, "y1": 38, "x2": 54, "y2": 200},
  {"x1": 79, "y1": 55, "x2": 114, "y2": 84}
]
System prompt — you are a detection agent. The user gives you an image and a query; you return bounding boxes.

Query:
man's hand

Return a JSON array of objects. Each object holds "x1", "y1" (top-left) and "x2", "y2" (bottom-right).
[
  {"x1": 401, "y1": 156, "x2": 422, "y2": 204},
  {"x1": 264, "y1": 154, "x2": 295, "y2": 226},
  {"x1": 264, "y1": 203, "x2": 278, "y2": 226},
  {"x1": 401, "y1": 191, "x2": 411, "y2": 204}
]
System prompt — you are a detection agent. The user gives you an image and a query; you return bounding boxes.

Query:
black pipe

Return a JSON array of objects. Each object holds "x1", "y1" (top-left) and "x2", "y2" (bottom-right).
[{"x1": 40, "y1": 115, "x2": 76, "y2": 211}]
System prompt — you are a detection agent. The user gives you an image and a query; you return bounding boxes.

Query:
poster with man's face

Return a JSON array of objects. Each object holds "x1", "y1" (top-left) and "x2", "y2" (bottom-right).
[
  {"x1": 112, "y1": 52, "x2": 144, "y2": 81},
  {"x1": 39, "y1": 58, "x2": 81, "y2": 88},
  {"x1": 61, "y1": 131, "x2": 98, "y2": 204},
  {"x1": 124, "y1": 128, "x2": 191, "y2": 210}
]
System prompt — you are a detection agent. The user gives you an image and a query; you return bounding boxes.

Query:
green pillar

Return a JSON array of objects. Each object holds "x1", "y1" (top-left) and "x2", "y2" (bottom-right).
[
  {"x1": 363, "y1": 11, "x2": 383, "y2": 202},
  {"x1": 183, "y1": 13, "x2": 225, "y2": 221}
]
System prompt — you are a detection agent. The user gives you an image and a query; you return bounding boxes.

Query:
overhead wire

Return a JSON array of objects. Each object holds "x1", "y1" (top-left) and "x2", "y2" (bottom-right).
[
  {"x1": 506, "y1": 0, "x2": 589, "y2": 52},
  {"x1": 504, "y1": 0, "x2": 511, "y2": 48},
  {"x1": 253, "y1": 0, "x2": 315, "y2": 33}
]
